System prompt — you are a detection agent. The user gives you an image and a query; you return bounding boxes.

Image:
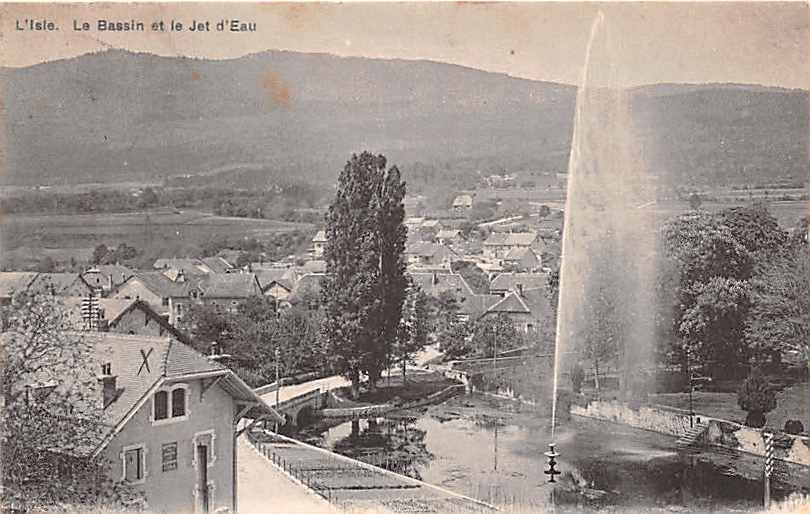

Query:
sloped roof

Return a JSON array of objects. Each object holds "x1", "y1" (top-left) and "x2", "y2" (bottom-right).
[
  {"x1": 485, "y1": 292, "x2": 531, "y2": 314},
  {"x1": 422, "y1": 220, "x2": 442, "y2": 229},
  {"x1": 300, "y1": 260, "x2": 327, "y2": 274},
  {"x1": 480, "y1": 287, "x2": 551, "y2": 320},
  {"x1": 405, "y1": 242, "x2": 458, "y2": 259},
  {"x1": 255, "y1": 269, "x2": 297, "y2": 291},
  {"x1": 61, "y1": 297, "x2": 138, "y2": 328},
  {"x1": 287, "y1": 273, "x2": 326, "y2": 305},
  {"x1": 452, "y1": 194, "x2": 473, "y2": 207},
  {"x1": 78, "y1": 332, "x2": 283, "y2": 455},
  {"x1": 459, "y1": 293, "x2": 502, "y2": 318},
  {"x1": 120, "y1": 272, "x2": 198, "y2": 298},
  {"x1": 436, "y1": 229, "x2": 461, "y2": 239},
  {"x1": 490, "y1": 272, "x2": 548, "y2": 292},
  {"x1": 200, "y1": 273, "x2": 260, "y2": 298},
  {"x1": 484, "y1": 232, "x2": 538, "y2": 246},
  {"x1": 82, "y1": 265, "x2": 134, "y2": 289},
  {"x1": 0, "y1": 272, "x2": 38, "y2": 298},
  {"x1": 409, "y1": 272, "x2": 475, "y2": 298},
  {"x1": 483, "y1": 232, "x2": 509, "y2": 246},
  {"x1": 153, "y1": 258, "x2": 212, "y2": 275},
  {"x1": 201, "y1": 257, "x2": 233, "y2": 274},
  {"x1": 29, "y1": 273, "x2": 92, "y2": 295},
  {"x1": 312, "y1": 230, "x2": 327, "y2": 243},
  {"x1": 504, "y1": 247, "x2": 540, "y2": 262}
]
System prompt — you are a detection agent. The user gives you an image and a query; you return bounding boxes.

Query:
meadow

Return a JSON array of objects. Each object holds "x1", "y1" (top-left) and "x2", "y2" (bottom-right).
[{"x1": 0, "y1": 209, "x2": 315, "y2": 269}]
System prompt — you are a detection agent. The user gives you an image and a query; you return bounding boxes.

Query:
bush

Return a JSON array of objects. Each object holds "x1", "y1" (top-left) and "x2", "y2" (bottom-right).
[
  {"x1": 784, "y1": 419, "x2": 805, "y2": 435},
  {"x1": 570, "y1": 364, "x2": 585, "y2": 394},
  {"x1": 738, "y1": 367, "x2": 776, "y2": 428}
]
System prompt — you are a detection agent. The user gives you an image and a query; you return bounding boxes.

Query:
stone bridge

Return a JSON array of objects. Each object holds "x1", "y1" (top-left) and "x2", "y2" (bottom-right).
[{"x1": 276, "y1": 388, "x2": 327, "y2": 427}]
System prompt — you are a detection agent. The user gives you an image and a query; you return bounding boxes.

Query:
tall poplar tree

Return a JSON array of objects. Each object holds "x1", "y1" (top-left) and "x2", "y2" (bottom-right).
[{"x1": 322, "y1": 152, "x2": 407, "y2": 397}]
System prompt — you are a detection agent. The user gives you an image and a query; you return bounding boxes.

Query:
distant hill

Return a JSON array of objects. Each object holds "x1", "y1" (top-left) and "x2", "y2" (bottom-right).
[{"x1": 1, "y1": 49, "x2": 807, "y2": 188}]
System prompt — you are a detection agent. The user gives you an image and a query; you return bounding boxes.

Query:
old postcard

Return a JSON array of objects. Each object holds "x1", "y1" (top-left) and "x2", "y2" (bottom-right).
[{"x1": 1, "y1": 2, "x2": 808, "y2": 514}]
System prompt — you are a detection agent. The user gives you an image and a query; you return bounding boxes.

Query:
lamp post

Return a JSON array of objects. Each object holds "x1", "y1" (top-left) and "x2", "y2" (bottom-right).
[{"x1": 544, "y1": 443, "x2": 561, "y2": 483}]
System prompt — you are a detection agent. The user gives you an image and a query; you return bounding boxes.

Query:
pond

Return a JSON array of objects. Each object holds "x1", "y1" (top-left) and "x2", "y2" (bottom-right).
[{"x1": 299, "y1": 393, "x2": 798, "y2": 512}]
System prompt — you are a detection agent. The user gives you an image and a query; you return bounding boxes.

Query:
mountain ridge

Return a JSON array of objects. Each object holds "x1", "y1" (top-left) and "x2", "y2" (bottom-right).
[{"x1": 2, "y1": 49, "x2": 807, "y2": 188}]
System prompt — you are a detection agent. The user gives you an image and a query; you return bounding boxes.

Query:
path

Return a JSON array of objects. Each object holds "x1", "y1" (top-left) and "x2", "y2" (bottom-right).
[
  {"x1": 261, "y1": 375, "x2": 350, "y2": 406},
  {"x1": 246, "y1": 430, "x2": 493, "y2": 514},
  {"x1": 237, "y1": 437, "x2": 338, "y2": 514}
]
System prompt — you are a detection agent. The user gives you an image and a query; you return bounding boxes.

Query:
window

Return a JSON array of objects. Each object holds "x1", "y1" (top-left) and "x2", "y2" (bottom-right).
[
  {"x1": 162, "y1": 442, "x2": 178, "y2": 472},
  {"x1": 154, "y1": 391, "x2": 169, "y2": 420},
  {"x1": 124, "y1": 447, "x2": 144, "y2": 482},
  {"x1": 162, "y1": 297, "x2": 169, "y2": 306},
  {"x1": 171, "y1": 388, "x2": 186, "y2": 417},
  {"x1": 101, "y1": 362, "x2": 112, "y2": 375},
  {"x1": 152, "y1": 384, "x2": 189, "y2": 424}
]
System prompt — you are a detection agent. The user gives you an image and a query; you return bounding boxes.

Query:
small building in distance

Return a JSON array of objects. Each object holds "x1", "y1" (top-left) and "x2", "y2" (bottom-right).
[
  {"x1": 435, "y1": 229, "x2": 463, "y2": 246},
  {"x1": 502, "y1": 247, "x2": 542, "y2": 273},
  {"x1": 311, "y1": 230, "x2": 327, "y2": 258},
  {"x1": 82, "y1": 265, "x2": 136, "y2": 296},
  {"x1": 30, "y1": 273, "x2": 95, "y2": 297},
  {"x1": 452, "y1": 194, "x2": 474, "y2": 215}
]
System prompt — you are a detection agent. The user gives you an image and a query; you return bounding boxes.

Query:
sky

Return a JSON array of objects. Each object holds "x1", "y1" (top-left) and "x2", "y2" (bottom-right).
[{"x1": 0, "y1": 2, "x2": 807, "y2": 88}]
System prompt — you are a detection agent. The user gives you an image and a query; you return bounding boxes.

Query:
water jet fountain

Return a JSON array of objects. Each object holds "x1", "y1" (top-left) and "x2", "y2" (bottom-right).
[{"x1": 548, "y1": 6, "x2": 660, "y2": 483}]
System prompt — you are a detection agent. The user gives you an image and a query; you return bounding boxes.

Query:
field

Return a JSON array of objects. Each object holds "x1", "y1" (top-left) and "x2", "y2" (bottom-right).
[{"x1": 0, "y1": 209, "x2": 315, "y2": 269}]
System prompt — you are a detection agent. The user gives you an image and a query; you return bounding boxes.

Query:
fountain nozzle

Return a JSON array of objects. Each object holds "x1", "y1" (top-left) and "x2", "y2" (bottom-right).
[{"x1": 544, "y1": 442, "x2": 561, "y2": 483}]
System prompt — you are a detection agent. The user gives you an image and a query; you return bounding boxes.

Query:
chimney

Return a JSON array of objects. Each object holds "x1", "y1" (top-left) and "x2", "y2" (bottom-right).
[
  {"x1": 176, "y1": 269, "x2": 185, "y2": 283},
  {"x1": 98, "y1": 364, "x2": 117, "y2": 408},
  {"x1": 107, "y1": 273, "x2": 113, "y2": 291},
  {"x1": 432, "y1": 272, "x2": 439, "y2": 285},
  {"x1": 516, "y1": 283, "x2": 524, "y2": 297}
]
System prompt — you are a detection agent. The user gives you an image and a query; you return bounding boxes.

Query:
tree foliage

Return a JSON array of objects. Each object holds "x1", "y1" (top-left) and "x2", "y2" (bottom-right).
[
  {"x1": 187, "y1": 297, "x2": 327, "y2": 386},
  {"x1": 1, "y1": 292, "x2": 134, "y2": 510},
  {"x1": 737, "y1": 367, "x2": 776, "y2": 427},
  {"x1": 321, "y1": 152, "x2": 407, "y2": 396},
  {"x1": 746, "y1": 246, "x2": 810, "y2": 365}
]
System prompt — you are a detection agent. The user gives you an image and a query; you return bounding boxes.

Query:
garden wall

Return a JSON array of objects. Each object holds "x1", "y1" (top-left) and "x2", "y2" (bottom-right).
[{"x1": 571, "y1": 398, "x2": 810, "y2": 468}]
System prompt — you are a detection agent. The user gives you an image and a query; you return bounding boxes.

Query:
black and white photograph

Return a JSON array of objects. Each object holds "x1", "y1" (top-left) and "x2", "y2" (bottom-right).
[{"x1": 0, "y1": 2, "x2": 808, "y2": 513}]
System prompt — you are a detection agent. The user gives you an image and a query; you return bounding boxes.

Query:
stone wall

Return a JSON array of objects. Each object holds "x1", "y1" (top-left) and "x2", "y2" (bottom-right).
[{"x1": 571, "y1": 398, "x2": 810, "y2": 468}]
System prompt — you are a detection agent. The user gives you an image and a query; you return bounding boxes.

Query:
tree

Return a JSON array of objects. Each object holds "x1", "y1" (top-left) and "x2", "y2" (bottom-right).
[
  {"x1": 373, "y1": 161, "x2": 408, "y2": 389},
  {"x1": 688, "y1": 192, "x2": 702, "y2": 210},
  {"x1": 1, "y1": 291, "x2": 133, "y2": 510},
  {"x1": 470, "y1": 314, "x2": 524, "y2": 358},
  {"x1": 322, "y1": 152, "x2": 407, "y2": 398},
  {"x1": 138, "y1": 187, "x2": 159, "y2": 208},
  {"x1": 679, "y1": 277, "x2": 751, "y2": 379},
  {"x1": 451, "y1": 260, "x2": 489, "y2": 294},
  {"x1": 662, "y1": 212, "x2": 754, "y2": 378},
  {"x1": 737, "y1": 367, "x2": 776, "y2": 427},
  {"x1": 439, "y1": 321, "x2": 472, "y2": 360},
  {"x1": 394, "y1": 285, "x2": 429, "y2": 383},
  {"x1": 92, "y1": 244, "x2": 109, "y2": 265},
  {"x1": 746, "y1": 247, "x2": 810, "y2": 368},
  {"x1": 35, "y1": 256, "x2": 57, "y2": 272},
  {"x1": 718, "y1": 204, "x2": 787, "y2": 256}
]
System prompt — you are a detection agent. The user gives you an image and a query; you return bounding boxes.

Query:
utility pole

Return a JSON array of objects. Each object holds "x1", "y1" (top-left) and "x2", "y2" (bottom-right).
[
  {"x1": 764, "y1": 431, "x2": 774, "y2": 509},
  {"x1": 275, "y1": 345, "x2": 280, "y2": 433}
]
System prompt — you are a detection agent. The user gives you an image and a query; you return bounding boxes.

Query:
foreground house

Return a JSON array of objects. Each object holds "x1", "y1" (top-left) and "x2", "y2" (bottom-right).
[{"x1": 91, "y1": 333, "x2": 282, "y2": 513}]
